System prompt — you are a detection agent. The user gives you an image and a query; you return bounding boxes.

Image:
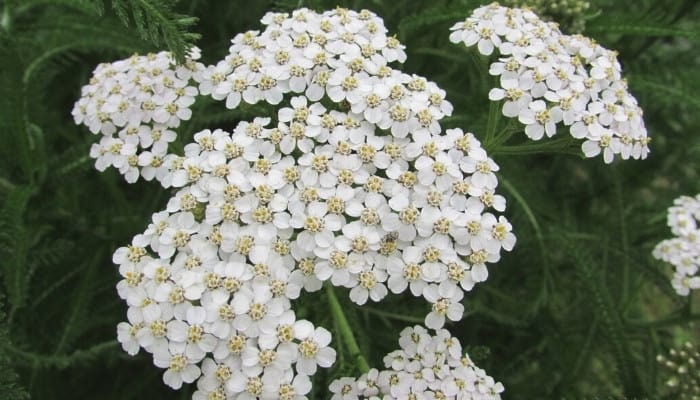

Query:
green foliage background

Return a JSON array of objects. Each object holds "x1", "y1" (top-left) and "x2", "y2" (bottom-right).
[{"x1": 0, "y1": 0, "x2": 699, "y2": 398}]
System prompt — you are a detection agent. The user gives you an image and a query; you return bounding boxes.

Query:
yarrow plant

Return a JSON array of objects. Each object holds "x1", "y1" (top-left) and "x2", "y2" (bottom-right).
[
  {"x1": 74, "y1": 6, "x2": 513, "y2": 398},
  {"x1": 329, "y1": 325, "x2": 504, "y2": 399},
  {"x1": 449, "y1": 2, "x2": 650, "y2": 163},
  {"x1": 653, "y1": 194, "x2": 700, "y2": 296},
  {"x1": 8, "y1": 0, "x2": 692, "y2": 398}
]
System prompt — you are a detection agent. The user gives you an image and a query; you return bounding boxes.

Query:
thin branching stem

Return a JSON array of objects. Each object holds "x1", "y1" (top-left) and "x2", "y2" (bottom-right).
[{"x1": 325, "y1": 284, "x2": 370, "y2": 373}]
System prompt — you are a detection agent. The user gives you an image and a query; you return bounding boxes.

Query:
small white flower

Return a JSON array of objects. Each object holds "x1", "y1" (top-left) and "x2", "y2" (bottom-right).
[
  {"x1": 293, "y1": 320, "x2": 336, "y2": 375},
  {"x1": 154, "y1": 351, "x2": 201, "y2": 390},
  {"x1": 423, "y1": 283, "x2": 464, "y2": 329}
]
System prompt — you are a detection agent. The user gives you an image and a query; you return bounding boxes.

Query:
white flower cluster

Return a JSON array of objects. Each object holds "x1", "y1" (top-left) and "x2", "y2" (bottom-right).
[
  {"x1": 113, "y1": 119, "x2": 512, "y2": 396},
  {"x1": 114, "y1": 202, "x2": 337, "y2": 397},
  {"x1": 449, "y1": 3, "x2": 650, "y2": 163},
  {"x1": 330, "y1": 325, "x2": 504, "y2": 399},
  {"x1": 189, "y1": 7, "x2": 514, "y2": 328},
  {"x1": 195, "y1": 8, "x2": 409, "y2": 110},
  {"x1": 72, "y1": 49, "x2": 204, "y2": 182},
  {"x1": 653, "y1": 194, "x2": 700, "y2": 296},
  {"x1": 105, "y1": 7, "x2": 514, "y2": 397}
]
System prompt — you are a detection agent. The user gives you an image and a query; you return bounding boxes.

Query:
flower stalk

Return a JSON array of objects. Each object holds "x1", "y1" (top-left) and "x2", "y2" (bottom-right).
[
  {"x1": 325, "y1": 284, "x2": 370, "y2": 373},
  {"x1": 484, "y1": 97, "x2": 501, "y2": 148}
]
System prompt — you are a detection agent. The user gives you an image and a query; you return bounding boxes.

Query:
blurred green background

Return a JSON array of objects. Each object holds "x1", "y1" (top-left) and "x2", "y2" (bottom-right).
[{"x1": 1, "y1": 0, "x2": 699, "y2": 398}]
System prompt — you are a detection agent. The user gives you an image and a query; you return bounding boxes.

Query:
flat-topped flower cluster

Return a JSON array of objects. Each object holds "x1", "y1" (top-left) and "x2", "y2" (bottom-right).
[
  {"x1": 329, "y1": 325, "x2": 504, "y2": 399},
  {"x1": 196, "y1": 7, "x2": 409, "y2": 110},
  {"x1": 653, "y1": 194, "x2": 700, "y2": 296},
  {"x1": 449, "y1": 3, "x2": 649, "y2": 163},
  {"x1": 72, "y1": 49, "x2": 204, "y2": 182},
  {"x1": 78, "y1": 6, "x2": 512, "y2": 398}
]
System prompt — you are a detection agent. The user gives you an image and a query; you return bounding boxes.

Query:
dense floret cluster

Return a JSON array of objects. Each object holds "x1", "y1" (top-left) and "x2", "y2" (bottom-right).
[
  {"x1": 80, "y1": 7, "x2": 513, "y2": 398},
  {"x1": 195, "y1": 8, "x2": 409, "y2": 109},
  {"x1": 330, "y1": 325, "x2": 504, "y2": 399},
  {"x1": 449, "y1": 3, "x2": 649, "y2": 163},
  {"x1": 653, "y1": 195, "x2": 700, "y2": 296},
  {"x1": 72, "y1": 49, "x2": 204, "y2": 182}
]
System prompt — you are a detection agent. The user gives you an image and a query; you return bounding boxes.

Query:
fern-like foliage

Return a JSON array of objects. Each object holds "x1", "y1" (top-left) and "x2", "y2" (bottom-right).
[
  {"x1": 0, "y1": 295, "x2": 29, "y2": 400},
  {"x1": 585, "y1": 15, "x2": 700, "y2": 38},
  {"x1": 563, "y1": 235, "x2": 643, "y2": 397},
  {"x1": 0, "y1": 185, "x2": 34, "y2": 313},
  {"x1": 101, "y1": 0, "x2": 200, "y2": 61},
  {"x1": 397, "y1": 1, "x2": 489, "y2": 40},
  {"x1": 0, "y1": 36, "x2": 32, "y2": 182}
]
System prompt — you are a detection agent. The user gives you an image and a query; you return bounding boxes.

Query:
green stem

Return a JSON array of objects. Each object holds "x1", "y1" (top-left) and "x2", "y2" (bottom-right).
[
  {"x1": 484, "y1": 98, "x2": 501, "y2": 148},
  {"x1": 1, "y1": 1, "x2": 10, "y2": 32},
  {"x1": 325, "y1": 284, "x2": 370, "y2": 373}
]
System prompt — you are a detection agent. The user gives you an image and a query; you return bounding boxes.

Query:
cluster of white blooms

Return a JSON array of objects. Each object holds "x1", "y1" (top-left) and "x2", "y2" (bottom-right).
[
  {"x1": 195, "y1": 8, "x2": 410, "y2": 110},
  {"x1": 175, "y1": 8, "x2": 512, "y2": 325},
  {"x1": 114, "y1": 200, "x2": 337, "y2": 397},
  {"x1": 449, "y1": 3, "x2": 650, "y2": 163},
  {"x1": 653, "y1": 194, "x2": 700, "y2": 296},
  {"x1": 104, "y1": 7, "x2": 514, "y2": 397},
  {"x1": 72, "y1": 49, "x2": 204, "y2": 182},
  {"x1": 113, "y1": 120, "x2": 513, "y2": 395},
  {"x1": 329, "y1": 325, "x2": 504, "y2": 399}
]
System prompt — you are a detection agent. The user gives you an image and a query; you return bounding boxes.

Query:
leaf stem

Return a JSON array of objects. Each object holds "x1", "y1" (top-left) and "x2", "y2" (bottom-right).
[{"x1": 325, "y1": 284, "x2": 370, "y2": 373}]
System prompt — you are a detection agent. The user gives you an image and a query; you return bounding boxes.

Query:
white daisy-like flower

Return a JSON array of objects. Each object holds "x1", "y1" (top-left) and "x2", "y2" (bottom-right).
[
  {"x1": 423, "y1": 283, "x2": 465, "y2": 330},
  {"x1": 167, "y1": 305, "x2": 218, "y2": 362},
  {"x1": 293, "y1": 320, "x2": 337, "y2": 375},
  {"x1": 154, "y1": 351, "x2": 201, "y2": 390}
]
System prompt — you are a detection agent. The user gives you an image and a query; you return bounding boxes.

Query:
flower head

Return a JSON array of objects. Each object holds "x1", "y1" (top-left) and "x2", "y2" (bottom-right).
[
  {"x1": 653, "y1": 194, "x2": 700, "y2": 296},
  {"x1": 449, "y1": 3, "x2": 649, "y2": 164},
  {"x1": 73, "y1": 49, "x2": 205, "y2": 182},
  {"x1": 330, "y1": 325, "x2": 505, "y2": 399}
]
